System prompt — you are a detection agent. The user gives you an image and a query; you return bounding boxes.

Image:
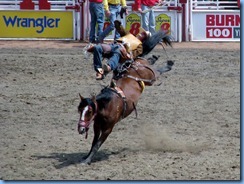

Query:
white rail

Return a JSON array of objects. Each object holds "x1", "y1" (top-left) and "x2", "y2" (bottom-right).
[
  {"x1": 191, "y1": 0, "x2": 239, "y2": 10},
  {"x1": 0, "y1": 0, "x2": 75, "y2": 10}
]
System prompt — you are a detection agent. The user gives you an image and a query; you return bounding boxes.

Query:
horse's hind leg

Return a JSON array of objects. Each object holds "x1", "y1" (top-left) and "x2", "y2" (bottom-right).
[
  {"x1": 157, "y1": 60, "x2": 174, "y2": 75},
  {"x1": 147, "y1": 55, "x2": 160, "y2": 65}
]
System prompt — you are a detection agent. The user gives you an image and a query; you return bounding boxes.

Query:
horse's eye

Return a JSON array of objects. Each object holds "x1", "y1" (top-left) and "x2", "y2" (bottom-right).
[
  {"x1": 78, "y1": 107, "x2": 83, "y2": 113},
  {"x1": 87, "y1": 110, "x2": 93, "y2": 115}
]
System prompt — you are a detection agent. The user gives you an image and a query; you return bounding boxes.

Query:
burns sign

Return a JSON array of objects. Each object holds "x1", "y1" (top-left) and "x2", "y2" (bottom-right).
[
  {"x1": 192, "y1": 12, "x2": 240, "y2": 41},
  {"x1": 206, "y1": 14, "x2": 240, "y2": 39}
]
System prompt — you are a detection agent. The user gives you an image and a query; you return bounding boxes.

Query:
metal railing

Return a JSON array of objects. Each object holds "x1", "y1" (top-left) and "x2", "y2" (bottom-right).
[
  {"x1": 191, "y1": 0, "x2": 239, "y2": 10},
  {"x1": 0, "y1": 0, "x2": 75, "y2": 10},
  {"x1": 126, "y1": 0, "x2": 178, "y2": 10}
]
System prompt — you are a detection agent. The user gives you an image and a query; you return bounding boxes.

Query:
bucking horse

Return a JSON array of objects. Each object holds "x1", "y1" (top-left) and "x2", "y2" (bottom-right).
[{"x1": 77, "y1": 24, "x2": 174, "y2": 164}]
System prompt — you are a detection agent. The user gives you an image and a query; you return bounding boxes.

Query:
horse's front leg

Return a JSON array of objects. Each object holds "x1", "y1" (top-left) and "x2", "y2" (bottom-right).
[
  {"x1": 81, "y1": 123, "x2": 100, "y2": 161},
  {"x1": 81, "y1": 129, "x2": 112, "y2": 165}
]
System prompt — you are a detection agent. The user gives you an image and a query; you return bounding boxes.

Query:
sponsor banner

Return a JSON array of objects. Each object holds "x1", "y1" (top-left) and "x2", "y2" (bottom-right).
[
  {"x1": 155, "y1": 13, "x2": 171, "y2": 33},
  {"x1": 192, "y1": 12, "x2": 240, "y2": 41},
  {"x1": 125, "y1": 13, "x2": 141, "y2": 35},
  {"x1": 0, "y1": 11, "x2": 73, "y2": 38},
  {"x1": 125, "y1": 11, "x2": 177, "y2": 40},
  {"x1": 104, "y1": 11, "x2": 177, "y2": 41},
  {"x1": 154, "y1": 11, "x2": 177, "y2": 40}
]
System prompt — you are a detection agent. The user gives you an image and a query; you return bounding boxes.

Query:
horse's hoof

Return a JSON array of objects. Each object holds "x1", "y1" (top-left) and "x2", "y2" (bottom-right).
[
  {"x1": 167, "y1": 60, "x2": 174, "y2": 66},
  {"x1": 80, "y1": 159, "x2": 91, "y2": 165},
  {"x1": 81, "y1": 162, "x2": 90, "y2": 165},
  {"x1": 152, "y1": 55, "x2": 160, "y2": 59}
]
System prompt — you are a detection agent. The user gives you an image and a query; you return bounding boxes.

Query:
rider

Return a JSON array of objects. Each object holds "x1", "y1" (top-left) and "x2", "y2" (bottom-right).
[
  {"x1": 87, "y1": 42, "x2": 131, "y2": 80},
  {"x1": 114, "y1": 20, "x2": 150, "y2": 59},
  {"x1": 87, "y1": 22, "x2": 150, "y2": 80}
]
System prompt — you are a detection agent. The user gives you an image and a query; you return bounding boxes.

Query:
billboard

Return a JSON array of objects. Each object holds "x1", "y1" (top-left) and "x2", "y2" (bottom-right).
[
  {"x1": 192, "y1": 12, "x2": 240, "y2": 41},
  {"x1": 0, "y1": 11, "x2": 73, "y2": 39},
  {"x1": 103, "y1": 10, "x2": 178, "y2": 41}
]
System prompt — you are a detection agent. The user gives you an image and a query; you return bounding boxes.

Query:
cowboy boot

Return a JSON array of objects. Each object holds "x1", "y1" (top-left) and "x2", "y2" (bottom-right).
[
  {"x1": 102, "y1": 64, "x2": 111, "y2": 76},
  {"x1": 96, "y1": 68, "x2": 104, "y2": 80},
  {"x1": 114, "y1": 20, "x2": 127, "y2": 37}
]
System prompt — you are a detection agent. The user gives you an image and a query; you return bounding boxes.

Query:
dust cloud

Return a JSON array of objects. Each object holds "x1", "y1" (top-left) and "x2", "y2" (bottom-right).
[{"x1": 141, "y1": 124, "x2": 209, "y2": 154}]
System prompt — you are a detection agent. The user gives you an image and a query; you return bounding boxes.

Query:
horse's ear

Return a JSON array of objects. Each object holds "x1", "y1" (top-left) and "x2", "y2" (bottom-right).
[
  {"x1": 91, "y1": 95, "x2": 96, "y2": 102},
  {"x1": 79, "y1": 93, "x2": 84, "y2": 101},
  {"x1": 90, "y1": 92, "x2": 96, "y2": 102}
]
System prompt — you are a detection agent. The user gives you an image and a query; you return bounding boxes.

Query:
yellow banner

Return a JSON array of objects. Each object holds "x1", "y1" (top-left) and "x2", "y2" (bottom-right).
[
  {"x1": 155, "y1": 14, "x2": 171, "y2": 33},
  {"x1": 0, "y1": 11, "x2": 73, "y2": 38},
  {"x1": 126, "y1": 13, "x2": 141, "y2": 36}
]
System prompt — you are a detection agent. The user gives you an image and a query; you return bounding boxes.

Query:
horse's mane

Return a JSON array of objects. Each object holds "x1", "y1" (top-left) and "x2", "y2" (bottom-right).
[
  {"x1": 96, "y1": 87, "x2": 114, "y2": 109},
  {"x1": 140, "y1": 30, "x2": 172, "y2": 57}
]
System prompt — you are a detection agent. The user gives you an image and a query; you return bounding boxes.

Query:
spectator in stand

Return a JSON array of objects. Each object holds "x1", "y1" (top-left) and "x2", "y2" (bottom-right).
[
  {"x1": 98, "y1": 0, "x2": 128, "y2": 43},
  {"x1": 89, "y1": 0, "x2": 104, "y2": 43},
  {"x1": 134, "y1": 0, "x2": 162, "y2": 35}
]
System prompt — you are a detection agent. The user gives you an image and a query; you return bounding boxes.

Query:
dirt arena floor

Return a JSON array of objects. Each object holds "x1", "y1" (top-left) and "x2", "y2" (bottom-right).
[{"x1": 0, "y1": 40, "x2": 240, "y2": 180}]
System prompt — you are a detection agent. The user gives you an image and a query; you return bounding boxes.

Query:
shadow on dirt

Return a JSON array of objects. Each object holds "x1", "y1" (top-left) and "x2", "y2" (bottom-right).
[{"x1": 32, "y1": 149, "x2": 127, "y2": 168}]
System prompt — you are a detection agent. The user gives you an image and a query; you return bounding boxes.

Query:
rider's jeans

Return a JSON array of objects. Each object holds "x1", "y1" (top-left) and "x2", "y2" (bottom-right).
[
  {"x1": 98, "y1": 4, "x2": 121, "y2": 42},
  {"x1": 93, "y1": 44, "x2": 104, "y2": 72},
  {"x1": 107, "y1": 44, "x2": 120, "y2": 70},
  {"x1": 93, "y1": 44, "x2": 121, "y2": 72}
]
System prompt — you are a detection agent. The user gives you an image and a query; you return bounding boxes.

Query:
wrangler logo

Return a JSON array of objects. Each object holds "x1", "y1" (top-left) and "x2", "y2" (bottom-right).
[{"x1": 3, "y1": 16, "x2": 60, "y2": 33}]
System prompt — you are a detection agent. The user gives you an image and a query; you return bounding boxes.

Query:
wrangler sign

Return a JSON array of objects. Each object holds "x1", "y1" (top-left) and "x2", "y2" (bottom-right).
[{"x1": 0, "y1": 11, "x2": 73, "y2": 39}]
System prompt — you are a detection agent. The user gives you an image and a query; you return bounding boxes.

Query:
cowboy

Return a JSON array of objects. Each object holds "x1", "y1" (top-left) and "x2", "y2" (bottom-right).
[
  {"x1": 87, "y1": 42, "x2": 131, "y2": 80},
  {"x1": 87, "y1": 22, "x2": 150, "y2": 80},
  {"x1": 114, "y1": 20, "x2": 150, "y2": 59}
]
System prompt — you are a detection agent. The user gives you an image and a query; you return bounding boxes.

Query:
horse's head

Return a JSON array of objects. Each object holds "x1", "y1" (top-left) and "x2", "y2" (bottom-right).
[{"x1": 77, "y1": 94, "x2": 97, "y2": 138}]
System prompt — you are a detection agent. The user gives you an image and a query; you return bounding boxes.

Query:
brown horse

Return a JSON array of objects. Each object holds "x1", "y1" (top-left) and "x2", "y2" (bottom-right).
[{"x1": 78, "y1": 30, "x2": 173, "y2": 164}]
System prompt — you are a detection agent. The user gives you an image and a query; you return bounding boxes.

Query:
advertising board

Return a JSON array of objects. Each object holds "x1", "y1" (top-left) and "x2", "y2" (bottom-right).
[
  {"x1": 191, "y1": 12, "x2": 240, "y2": 41},
  {"x1": 104, "y1": 10, "x2": 178, "y2": 41},
  {"x1": 0, "y1": 11, "x2": 73, "y2": 39}
]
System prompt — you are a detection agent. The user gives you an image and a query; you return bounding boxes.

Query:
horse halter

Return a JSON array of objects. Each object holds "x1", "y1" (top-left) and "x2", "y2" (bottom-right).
[{"x1": 78, "y1": 103, "x2": 97, "y2": 139}]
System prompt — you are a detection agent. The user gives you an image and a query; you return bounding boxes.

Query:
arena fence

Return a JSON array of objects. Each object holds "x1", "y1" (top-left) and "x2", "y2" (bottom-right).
[
  {"x1": 0, "y1": 0, "x2": 240, "y2": 41},
  {"x1": 81, "y1": 0, "x2": 182, "y2": 42}
]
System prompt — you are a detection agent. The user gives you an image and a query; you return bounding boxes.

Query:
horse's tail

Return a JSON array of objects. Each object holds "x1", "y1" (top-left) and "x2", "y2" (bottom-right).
[
  {"x1": 140, "y1": 30, "x2": 173, "y2": 57},
  {"x1": 157, "y1": 60, "x2": 174, "y2": 75}
]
